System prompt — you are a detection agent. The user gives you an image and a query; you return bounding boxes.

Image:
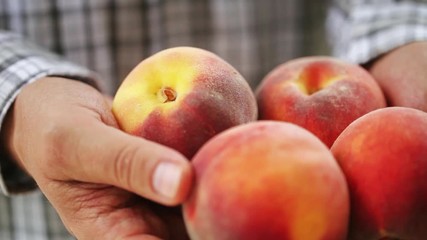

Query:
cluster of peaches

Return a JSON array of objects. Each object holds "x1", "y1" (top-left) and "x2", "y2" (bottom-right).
[{"x1": 112, "y1": 47, "x2": 427, "y2": 240}]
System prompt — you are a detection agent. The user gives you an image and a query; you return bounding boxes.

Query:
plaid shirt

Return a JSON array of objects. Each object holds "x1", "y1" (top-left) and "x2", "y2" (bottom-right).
[{"x1": 1, "y1": 0, "x2": 427, "y2": 239}]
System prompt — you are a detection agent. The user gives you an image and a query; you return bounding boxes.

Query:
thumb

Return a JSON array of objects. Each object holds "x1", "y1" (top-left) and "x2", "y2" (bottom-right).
[{"x1": 62, "y1": 121, "x2": 193, "y2": 206}]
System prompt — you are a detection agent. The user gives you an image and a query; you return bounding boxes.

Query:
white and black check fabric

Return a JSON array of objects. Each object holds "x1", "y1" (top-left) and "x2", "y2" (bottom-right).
[
  {"x1": 0, "y1": 0, "x2": 427, "y2": 239},
  {"x1": 329, "y1": 0, "x2": 427, "y2": 63}
]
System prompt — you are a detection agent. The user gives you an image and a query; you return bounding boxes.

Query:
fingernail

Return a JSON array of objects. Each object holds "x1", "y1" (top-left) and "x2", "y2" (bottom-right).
[{"x1": 152, "y1": 162, "x2": 183, "y2": 199}]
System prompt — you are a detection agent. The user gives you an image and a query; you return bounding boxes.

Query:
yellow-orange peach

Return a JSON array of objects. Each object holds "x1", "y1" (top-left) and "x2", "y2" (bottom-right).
[
  {"x1": 183, "y1": 121, "x2": 349, "y2": 240},
  {"x1": 256, "y1": 56, "x2": 386, "y2": 147},
  {"x1": 331, "y1": 107, "x2": 427, "y2": 240},
  {"x1": 112, "y1": 47, "x2": 257, "y2": 158}
]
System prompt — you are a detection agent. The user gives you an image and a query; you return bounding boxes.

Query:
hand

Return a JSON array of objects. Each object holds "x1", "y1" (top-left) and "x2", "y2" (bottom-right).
[
  {"x1": 0, "y1": 77, "x2": 193, "y2": 240},
  {"x1": 368, "y1": 41, "x2": 427, "y2": 111}
]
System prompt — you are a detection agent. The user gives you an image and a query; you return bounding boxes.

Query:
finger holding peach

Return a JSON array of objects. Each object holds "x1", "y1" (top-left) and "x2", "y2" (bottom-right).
[
  {"x1": 112, "y1": 47, "x2": 257, "y2": 158},
  {"x1": 256, "y1": 56, "x2": 386, "y2": 147}
]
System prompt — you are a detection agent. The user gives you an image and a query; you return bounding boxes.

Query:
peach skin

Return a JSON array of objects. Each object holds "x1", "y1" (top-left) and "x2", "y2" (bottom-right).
[
  {"x1": 112, "y1": 47, "x2": 257, "y2": 158},
  {"x1": 256, "y1": 56, "x2": 386, "y2": 147},
  {"x1": 183, "y1": 121, "x2": 350, "y2": 240},
  {"x1": 332, "y1": 107, "x2": 427, "y2": 240}
]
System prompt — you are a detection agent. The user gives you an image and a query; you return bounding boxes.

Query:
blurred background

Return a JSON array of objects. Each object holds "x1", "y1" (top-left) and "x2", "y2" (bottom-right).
[{"x1": 0, "y1": 0, "x2": 329, "y2": 93}]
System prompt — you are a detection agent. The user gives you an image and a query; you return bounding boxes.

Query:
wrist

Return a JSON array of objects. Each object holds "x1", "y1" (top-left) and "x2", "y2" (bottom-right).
[{"x1": 0, "y1": 101, "x2": 36, "y2": 195}]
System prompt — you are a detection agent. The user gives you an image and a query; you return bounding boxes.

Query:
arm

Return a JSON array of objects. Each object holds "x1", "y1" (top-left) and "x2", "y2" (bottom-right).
[{"x1": 0, "y1": 30, "x2": 99, "y2": 195}]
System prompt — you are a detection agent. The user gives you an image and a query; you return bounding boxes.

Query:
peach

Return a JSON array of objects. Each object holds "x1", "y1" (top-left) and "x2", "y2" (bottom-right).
[
  {"x1": 112, "y1": 47, "x2": 257, "y2": 158},
  {"x1": 183, "y1": 121, "x2": 349, "y2": 240},
  {"x1": 256, "y1": 56, "x2": 386, "y2": 147},
  {"x1": 331, "y1": 107, "x2": 427, "y2": 240}
]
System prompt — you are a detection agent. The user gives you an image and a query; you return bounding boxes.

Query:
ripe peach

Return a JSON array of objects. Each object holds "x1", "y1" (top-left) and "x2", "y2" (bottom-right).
[
  {"x1": 331, "y1": 107, "x2": 427, "y2": 240},
  {"x1": 256, "y1": 56, "x2": 386, "y2": 147},
  {"x1": 112, "y1": 47, "x2": 257, "y2": 158},
  {"x1": 183, "y1": 121, "x2": 349, "y2": 240}
]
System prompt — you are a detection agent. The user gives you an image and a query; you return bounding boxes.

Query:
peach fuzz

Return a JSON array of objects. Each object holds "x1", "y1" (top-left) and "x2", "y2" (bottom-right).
[
  {"x1": 256, "y1": 56, "x2": 386, "y2": 148},
  {"x1": 183, "y1": 121, "x2": 349, "y2": 240},
  {"x1": 331, "y1": 107, "x2": 427, "y2": 240},
  {"x1": 112, "y1": 47, "x2": 257, "y2": 158}
]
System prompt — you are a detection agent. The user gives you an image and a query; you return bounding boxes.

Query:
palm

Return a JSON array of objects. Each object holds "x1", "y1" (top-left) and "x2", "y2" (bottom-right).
[{"x1": 43, "y1": 180, "x2": 189, "y2": 240}]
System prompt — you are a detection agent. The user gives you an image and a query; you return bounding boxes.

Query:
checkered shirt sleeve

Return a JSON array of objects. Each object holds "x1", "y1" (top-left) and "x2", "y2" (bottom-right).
[
  {"x1": 328, "y1": 0, "x2": 427, "y2": 64},
  {"x1": 0, "y1": 31, "x2": 99, "y2": 195}
]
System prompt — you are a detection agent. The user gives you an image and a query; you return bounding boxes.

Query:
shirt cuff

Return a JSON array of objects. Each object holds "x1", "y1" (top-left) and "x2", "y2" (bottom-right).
[
  {"x1": 327, "y1": 1, "x2": 427, "y2": 64},
  {"x1": 0, "y1": 32, "x2": 100, "y2": 195}
]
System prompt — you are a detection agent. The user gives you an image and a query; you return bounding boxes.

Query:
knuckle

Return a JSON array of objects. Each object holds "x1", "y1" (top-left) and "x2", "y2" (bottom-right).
[{"x1": 113, "y1": 144, "x2": 143, "y2": 190}]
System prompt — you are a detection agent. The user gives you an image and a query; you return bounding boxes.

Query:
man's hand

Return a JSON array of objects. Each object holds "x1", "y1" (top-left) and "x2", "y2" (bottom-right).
[
  {"x1": 368, "y1": 41, "x2": 427, "y2": 111},
  {"x1": 0, "y1": 77, "x2": 193, "y2": 240}
]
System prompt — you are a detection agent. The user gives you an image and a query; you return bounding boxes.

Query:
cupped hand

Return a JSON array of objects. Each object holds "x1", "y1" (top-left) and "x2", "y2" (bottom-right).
[
  {"x1": 0, "y1": 77, "x2": 193, "y2": 240},
  {"x1": 368, "y1": 41, "x2": 427, "y2": 111}
]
